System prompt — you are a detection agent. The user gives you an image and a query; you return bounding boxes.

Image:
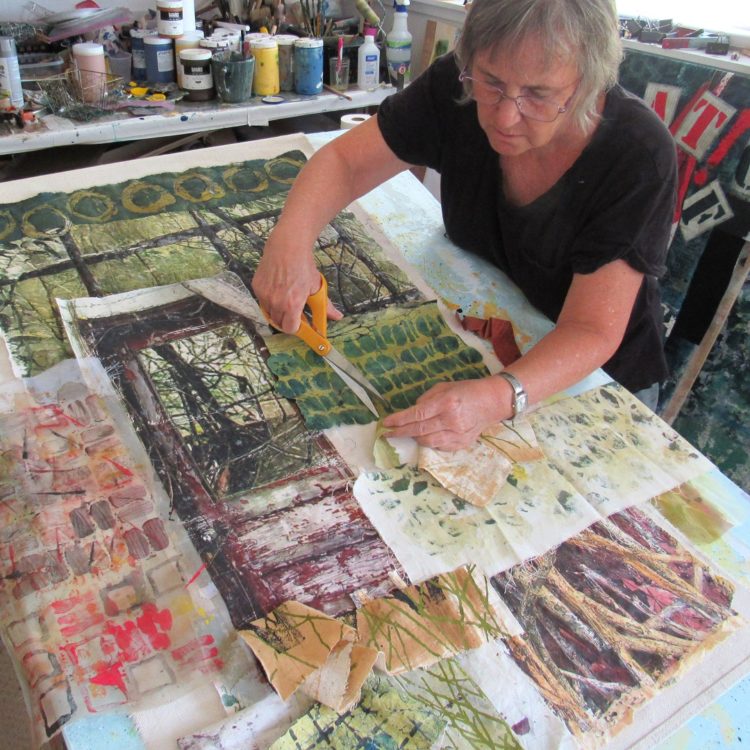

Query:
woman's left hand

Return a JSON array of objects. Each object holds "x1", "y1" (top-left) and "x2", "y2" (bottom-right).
[{"x1": 381, "y1": 377, "x2": 510, "y2": 451}]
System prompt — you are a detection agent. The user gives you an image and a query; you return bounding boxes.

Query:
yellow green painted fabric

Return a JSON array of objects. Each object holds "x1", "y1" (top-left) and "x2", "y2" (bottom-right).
[{"x1": 266, "y1": 301, "x2": 488, "y2": 429}]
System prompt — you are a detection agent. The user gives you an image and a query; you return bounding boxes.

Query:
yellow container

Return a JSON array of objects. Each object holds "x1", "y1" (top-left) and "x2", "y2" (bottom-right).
[{"x1": 249, "y1": 37, "x2": 279, "y2": 96}]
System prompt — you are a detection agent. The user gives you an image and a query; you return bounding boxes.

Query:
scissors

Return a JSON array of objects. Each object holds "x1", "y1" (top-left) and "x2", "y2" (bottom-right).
[{"x1": 263, "y1": 273, "x2": 388, "y2": 419}]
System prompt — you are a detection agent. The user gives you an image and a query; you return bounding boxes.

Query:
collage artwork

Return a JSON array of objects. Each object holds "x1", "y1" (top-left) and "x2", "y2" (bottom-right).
[{"x1": 0, "y1": 131, "x2": 749, "y2": 750}]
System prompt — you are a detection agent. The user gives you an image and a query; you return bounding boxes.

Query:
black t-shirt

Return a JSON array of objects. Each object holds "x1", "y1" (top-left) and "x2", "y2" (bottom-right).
[{"x1": 377, "y1": 52, "x2": 678, "y2": 392}]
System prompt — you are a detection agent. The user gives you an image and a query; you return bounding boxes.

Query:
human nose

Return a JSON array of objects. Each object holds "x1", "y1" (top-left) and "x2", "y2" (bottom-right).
[{"x1": 491, "y1": 94, "x2": 523, "y2": 127}]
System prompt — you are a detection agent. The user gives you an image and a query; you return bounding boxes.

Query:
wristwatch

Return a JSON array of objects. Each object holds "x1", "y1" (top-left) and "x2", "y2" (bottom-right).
[{"x1": 496, "y1": 371, "x2": 528, "y2": 418}]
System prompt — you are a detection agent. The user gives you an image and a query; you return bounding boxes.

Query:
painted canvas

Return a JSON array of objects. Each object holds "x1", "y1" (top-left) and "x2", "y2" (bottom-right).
[
  {"x1": 354, "y1": 383, "x2": 715, "y2": 581},
  {"x1": 0, "y1": 358, "x2": 250, "y2": 746},
  {"x1": 492, "y1": 505, "x2": 740, "y2": 744},
  {"x1": 0, "y1": 140, "x2": 433, "y2": 741},
  {"x1": 619, "y1": 50, "x2": 750, "y2": 489}
]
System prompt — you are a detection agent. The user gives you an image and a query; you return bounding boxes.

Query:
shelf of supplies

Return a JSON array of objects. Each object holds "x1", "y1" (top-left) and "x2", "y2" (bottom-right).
[{"x1": 0, "y1": 85, "x2": 394, "y2": 156}]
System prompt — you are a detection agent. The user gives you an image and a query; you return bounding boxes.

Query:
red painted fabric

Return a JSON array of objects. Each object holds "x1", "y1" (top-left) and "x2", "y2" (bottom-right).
[{"x1": 456, "y1": 312, "x2": 522, "y2": 366}]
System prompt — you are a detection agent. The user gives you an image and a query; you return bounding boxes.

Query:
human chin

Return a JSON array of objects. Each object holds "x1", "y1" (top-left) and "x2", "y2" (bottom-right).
[{"x1": 483, "y1": 126, "x2": 532, "y2": 155}]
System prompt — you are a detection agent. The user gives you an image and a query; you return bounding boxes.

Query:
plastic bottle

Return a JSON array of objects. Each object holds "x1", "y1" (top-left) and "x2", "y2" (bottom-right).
[
  {"x1": 72, "y1": 42, "x2": 107, "y2": 103},
  {"x1": 357, "y1": 26, "x2": 380, "y2": 91},
  {"x1": 385, "y1": 0, "x2": 412, "y2": 88},
  {"x1": 157, "y1": 0, "x2": 184, "y2": 38},
  {"x1": 0, "y1": 36, "x2": 24, "y2": 109},
  {"x1": 293, "y1": 38, "x2": 323, "y2": 96}
]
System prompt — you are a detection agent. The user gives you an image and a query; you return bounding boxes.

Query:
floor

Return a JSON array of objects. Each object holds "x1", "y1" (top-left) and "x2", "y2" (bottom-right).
[{"x1": 0, "y1": 642, "x2": 33, "y2": 749}]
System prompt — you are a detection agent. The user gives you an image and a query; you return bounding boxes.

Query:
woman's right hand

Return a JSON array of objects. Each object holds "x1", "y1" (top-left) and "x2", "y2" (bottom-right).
[{"x1": 251, "y1": 229, "x2": 342, "y2": 333}]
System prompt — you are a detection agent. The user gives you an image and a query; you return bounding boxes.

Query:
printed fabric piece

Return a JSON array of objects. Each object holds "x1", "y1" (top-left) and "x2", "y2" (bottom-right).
[
  {"x1": 355, "y1": 384, "x2": 718, "y2": 582},
  {"x1": 418, "y1": 418, "x2": 544, "y2": 507},
  {"x1": 265, "y1": 301, "x2": 488, "y2": 428},
  {"x1": 356, "y1": 566, "x2": 509, "y2": 674},
  {"x1": 492, "y1": 505, "x2": 742, "y2": 745},
  {"x1": 532, "y1": 383, "x2": 714, "y2": 514},
  {"x1": 268, "y1": 674, "x2": 448, "y2": 749},
  {"x1": 60, "y1": 285, "x2": 407, "y2": 629},
  {"x1": 393, "y1": 657, "x2": 524, "y2": 749},
  {"x1": 650, "y1": 474, "x2": 750, "y2": 585},
  {"x1": 238, "y1": 601, "x2": 371, "y2": 709},
  {"x1": 0, "y1": 361, "x2": 239, "y2": 746},
  {"x1": 354, "y1": 463, "x2": 598, "y2": 581}
]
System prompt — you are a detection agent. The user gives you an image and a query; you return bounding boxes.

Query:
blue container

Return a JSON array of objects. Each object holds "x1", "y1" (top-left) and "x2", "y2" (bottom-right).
[
  {"x1": 130, "y1": 29, "x2": 157, "y2": 81},
  {"x1": 144, "y1": 35, "x2": 175, "y2": 83},
  {"x1": 293, "y1": 38, "x2": 323, "y2": 96}
]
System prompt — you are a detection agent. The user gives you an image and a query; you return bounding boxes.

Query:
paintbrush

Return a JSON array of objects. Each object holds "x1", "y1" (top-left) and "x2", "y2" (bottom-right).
[{"x1": 323, "y1": 83, "x2": 353, "y2": 100}]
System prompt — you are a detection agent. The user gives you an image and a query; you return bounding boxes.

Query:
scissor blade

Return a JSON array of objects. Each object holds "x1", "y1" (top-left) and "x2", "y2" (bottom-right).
[
  {"x1": 324, "y1": 345, "x2": 388, "y2": 418},
  {"x1": 182, "y1": 272, "x2": 267, "y2": 327}
]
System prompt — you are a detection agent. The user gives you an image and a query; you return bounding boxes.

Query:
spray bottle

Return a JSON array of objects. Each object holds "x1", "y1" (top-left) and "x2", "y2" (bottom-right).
[{"x1": 385, "y1": 0, "x2": 411, "y2": 89}]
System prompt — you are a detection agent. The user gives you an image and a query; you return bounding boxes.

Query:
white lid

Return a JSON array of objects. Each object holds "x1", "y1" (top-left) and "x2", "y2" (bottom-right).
[
  {"x1": 294, "y1": 38, "x2": 323, "y2": 48},
  {"x1": 130, "y1": 29, "x2": 158, "y2": 39},
  {"x1": 274, "y1": 34, "x2": 299, "y2": 45},
  {"x1": 144, "y1": 35, "x2": 174, "y2": 46},
  {"x1": 199, "y1": 38, "x2": 230, "y2": 48},
  {"x1": 158, "y1": 0, "x2": 183, "y2": 6},
  {"x1": 180, "y1": 48, "x2": 212, "y2": 60},
  {"x1": 72, "y1": 42, "x2": 104, "y2": 56},
  {"x1": 213, "y1": 28, "x2": 241, "y2": 38},
  {"x1": 250, "y1": 38, "x2": 278, "y2": 49}
]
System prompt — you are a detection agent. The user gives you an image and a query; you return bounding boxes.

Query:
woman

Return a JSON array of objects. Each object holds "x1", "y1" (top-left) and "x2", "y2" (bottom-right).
[{"x1": 252, "y1": 0, "x2": 677, "y2": 450}]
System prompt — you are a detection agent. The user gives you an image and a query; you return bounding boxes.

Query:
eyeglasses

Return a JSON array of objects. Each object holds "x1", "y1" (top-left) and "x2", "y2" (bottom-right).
[{"x1": 459, "y1": 69, "x2": 576, "y2": 123}]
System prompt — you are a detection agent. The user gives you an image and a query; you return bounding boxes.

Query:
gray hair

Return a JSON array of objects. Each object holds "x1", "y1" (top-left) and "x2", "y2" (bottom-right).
[{"x1": 455, "y1": 0, "x2": 623, "y2": 132}]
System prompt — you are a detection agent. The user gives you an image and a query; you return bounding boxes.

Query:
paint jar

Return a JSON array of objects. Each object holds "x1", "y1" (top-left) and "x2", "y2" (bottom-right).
[
  {"x1": 211, "y1": 52, "x2": 254, "y2": 103},
  {"x1": 144, "y1": 35, "x2": 175, "y2": 83},
  {"x1": 175, "y1": 30, "x2": 204, "y2": 87},
  {"x1": 179, "y1": 48, "x2": 214, "y2": 101},
  {"x1": 275, "y1": 34, "x2": 297, "y2": 92},
  {"x1": 72, "y1": 42, "x2": 107, "y2": 103},
  {"x1": 199, "y1": 37, "x2": 232, "y2": 58},
  {"x1": 212, "y1": 28, "x2": 242, "y2": 54},
  {"x1": 130, "y1": 29, "x2": 157, "y2": 81},
  {"x1": 0, "y1": 36, "x2": 24, "y2": 109},
  {"x1": 293, "y1": 38, "x2": 323, "y2": 96},
  {"x1": 250, "y1": 37, "x2": 279, "y2": 96},
  {"x1": 157, "y1": 0, "x2": 184, "y2": 38}
]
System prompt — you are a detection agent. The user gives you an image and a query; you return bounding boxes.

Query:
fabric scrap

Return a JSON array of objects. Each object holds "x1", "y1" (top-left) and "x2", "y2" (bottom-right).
[
  {"x1": 356, "y1": 565, "x2": 506, "y2": 675},
  {"x1": 268, "y1": 675, "x2": 447, "y2": 749},
  {"x1": 419, "y1": 418, "x2": 544, "y2": 507},
  {"x1": 266, "y1": 302, "x2": 488, "y2": 429},
  {"x1": 238, "y1": 600, "x2": 376, "y2": 711},
  {"x1": 457, "y1": 312, "x2": 522, "y2": 366}
]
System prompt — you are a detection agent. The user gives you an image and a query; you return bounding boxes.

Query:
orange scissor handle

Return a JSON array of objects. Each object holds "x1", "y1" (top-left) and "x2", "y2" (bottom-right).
[{"x1": 261, "y1": 272, "x2": 332, "y2": 356}]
